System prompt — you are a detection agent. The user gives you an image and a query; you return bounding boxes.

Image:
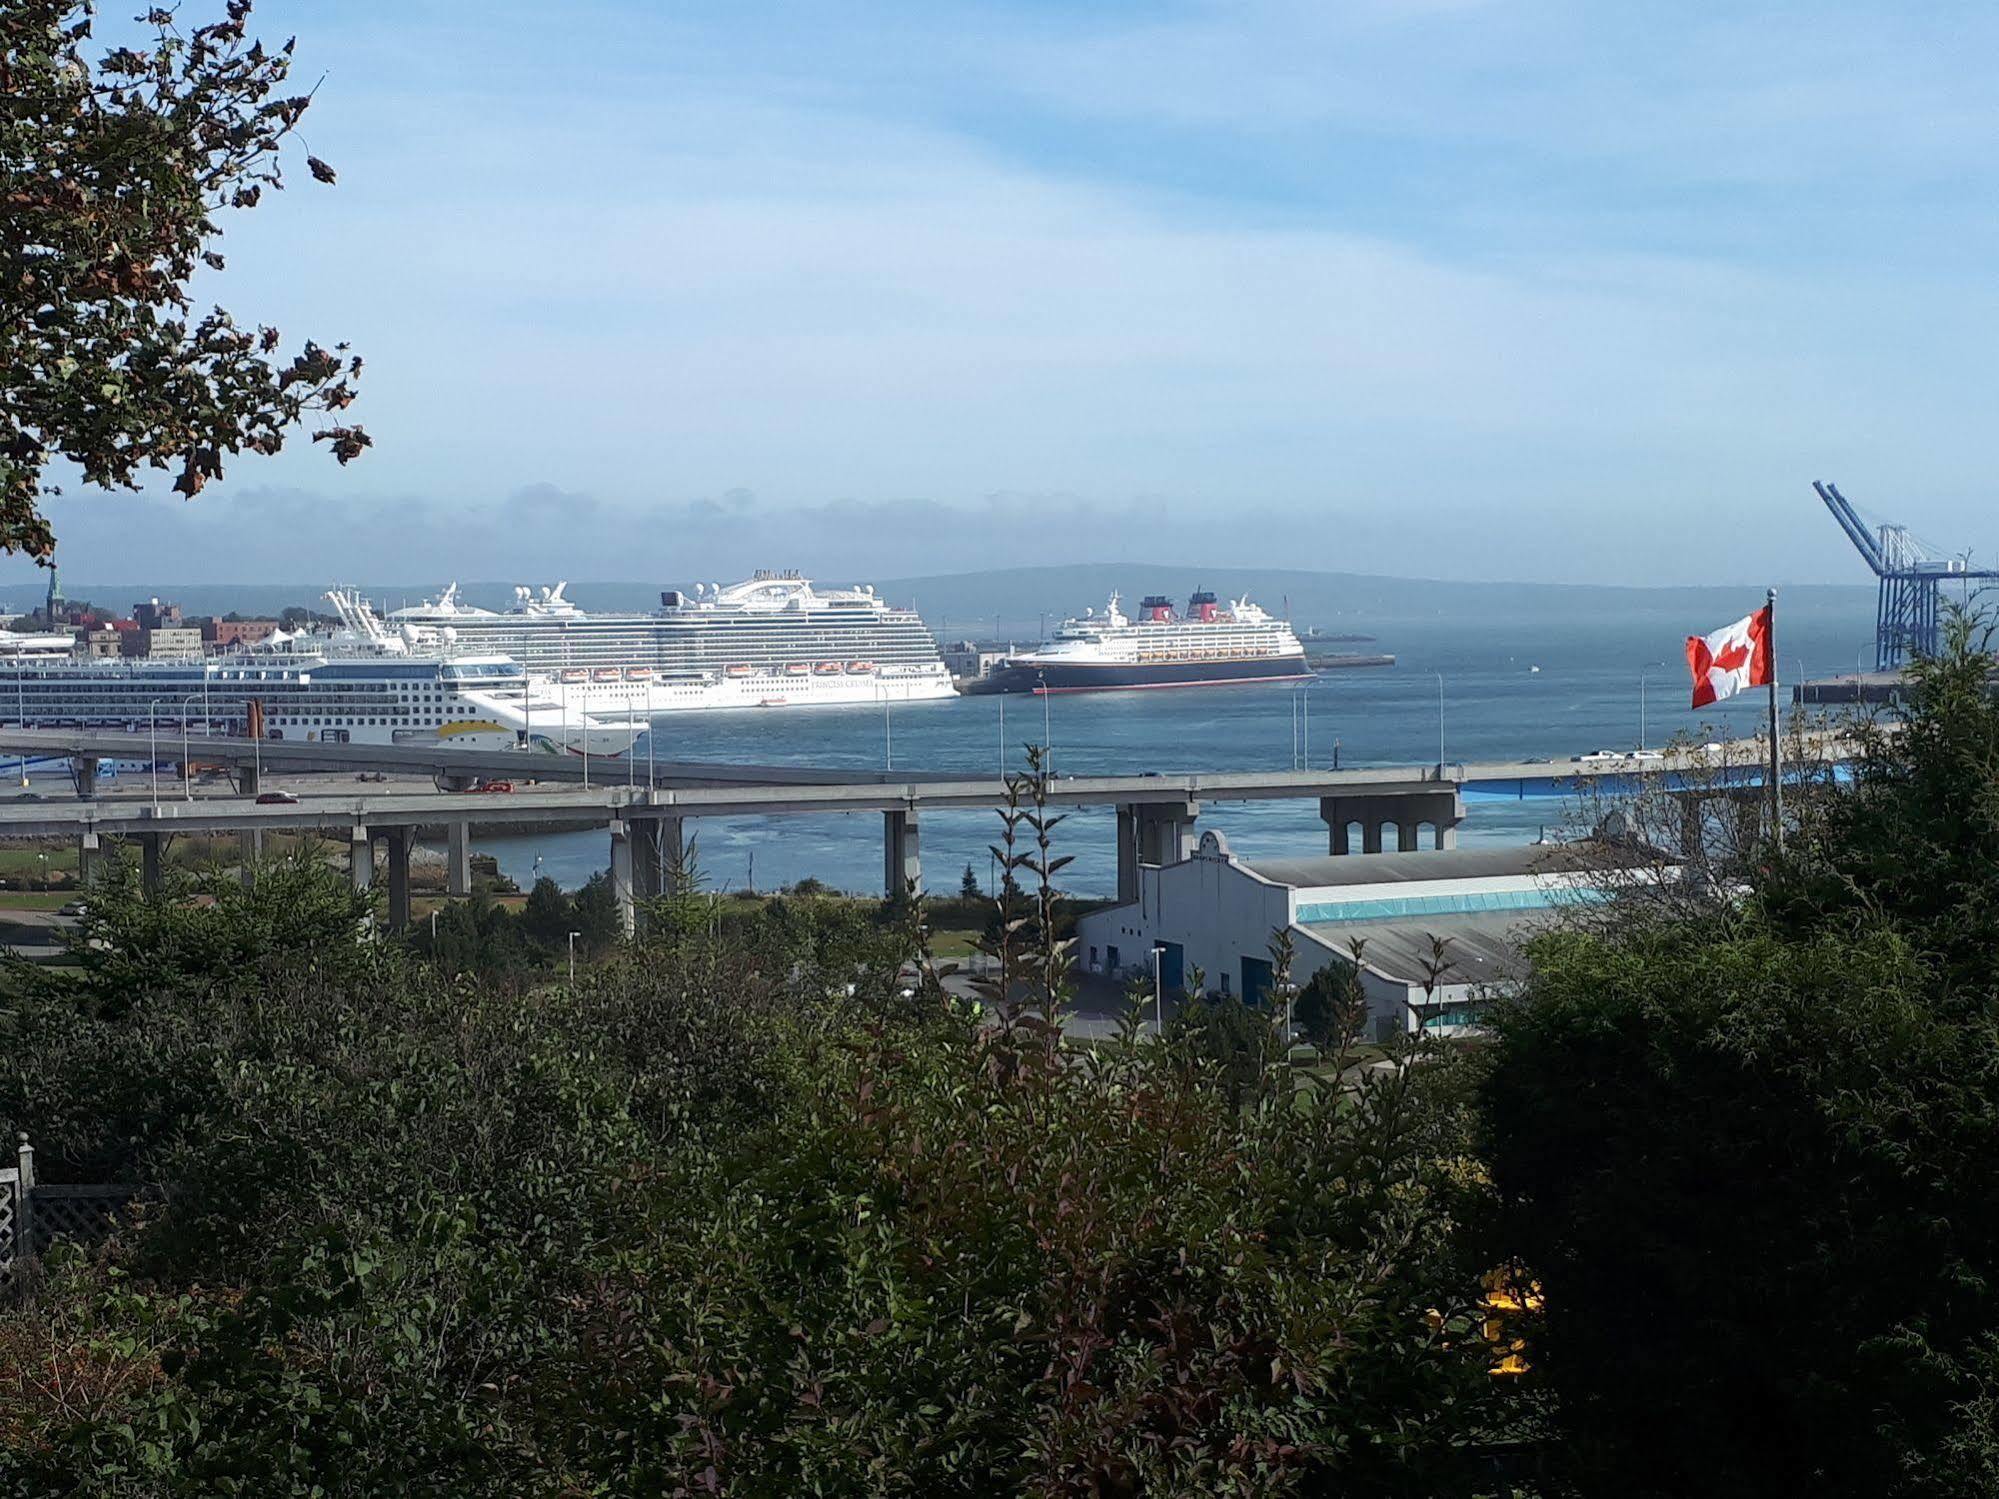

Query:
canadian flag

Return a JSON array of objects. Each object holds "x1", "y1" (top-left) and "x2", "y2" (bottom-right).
[{"x1": 1685, "y1": 605, "x2": 1772, "y2": 708}]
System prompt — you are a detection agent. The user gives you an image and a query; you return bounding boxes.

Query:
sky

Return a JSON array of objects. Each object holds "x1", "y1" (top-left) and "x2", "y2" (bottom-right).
[{"x1": 16, "y1": 0, "x2": 1999, "y2": 591}]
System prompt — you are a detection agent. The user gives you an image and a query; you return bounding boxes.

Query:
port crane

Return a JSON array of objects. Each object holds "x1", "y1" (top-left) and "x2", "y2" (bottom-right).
[{"x1": 1813, "y1": 481, "x2": 1999, "y2": 671}]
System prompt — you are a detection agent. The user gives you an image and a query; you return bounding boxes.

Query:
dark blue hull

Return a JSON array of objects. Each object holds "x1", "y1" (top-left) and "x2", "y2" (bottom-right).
[{"x1": 964, "y1": 656, "x2": 1313, "y2": 695}]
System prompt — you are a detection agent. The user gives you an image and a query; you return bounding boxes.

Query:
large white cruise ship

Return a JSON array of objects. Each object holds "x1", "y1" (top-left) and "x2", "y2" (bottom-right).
[
  {"x1": 367, "y1": 572, "x2": 955, "y2": 718},
  {"x1": 966, "y1": 589, "x2": 1310, "y2": 695},
  {"x1": 0, "y1": 631, "x2": 636, "y2": 757}
]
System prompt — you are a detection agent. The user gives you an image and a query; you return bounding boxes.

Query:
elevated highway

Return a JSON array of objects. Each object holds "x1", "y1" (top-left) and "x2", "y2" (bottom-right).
[{"x1": 0, "y1": 727, "x2": 1864, "y2": 932}]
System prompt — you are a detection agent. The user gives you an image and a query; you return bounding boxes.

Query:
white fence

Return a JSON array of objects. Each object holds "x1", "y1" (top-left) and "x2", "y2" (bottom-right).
[{"x1": 0, "y1": 1136, "x2": 157, "y2": 1277}]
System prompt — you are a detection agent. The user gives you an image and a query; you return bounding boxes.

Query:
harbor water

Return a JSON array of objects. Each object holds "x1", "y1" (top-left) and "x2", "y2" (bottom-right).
[{"x1": 485, "y1": 596, "x2": 1884, "y2": 897}]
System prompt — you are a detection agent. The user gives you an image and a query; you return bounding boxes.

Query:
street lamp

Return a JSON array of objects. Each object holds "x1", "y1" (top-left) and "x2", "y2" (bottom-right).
[
  {"x1": 148, "y1": 699, "x2": 161, "y2": 812},
  {"x1": 1431, "y1": 672, "x2": 1446, "y2": 772},
  {"x1": 180, "y1": 694, "x2": 198, "y2": 798},
  {"x1": 1152, "y1": 942, "x2": 1164, "y2": 1036},
  {"x1": 1037, "y1": 672, "x2": 1052, "y2": 772},
  {"x1": 567, "y1": 929, "x2": 580, "y2": 986}
]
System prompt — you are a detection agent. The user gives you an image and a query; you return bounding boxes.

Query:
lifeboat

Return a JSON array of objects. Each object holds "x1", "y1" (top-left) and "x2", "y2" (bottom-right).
[
  {"x1": 559, "y1": 668, "x2": 586, "y2": 684},
  {"x1": 813, "y1": 661, "x2": 842, "y2": 676},
  {"x1": 785, "y1": 662, "x2": 810, "y2": 676},
  {"x1": 845, "y1": 661, "x2": 875, "y2": 675},
  {"x1": 724, "y1": 663, "x2": 753, "y2": 678},
  {"x1": 592, "y1": 667, "x2": 620, "y2": 683},
  {"x1": 625, "y1": 667, "x2": 653, "y2": 681}
]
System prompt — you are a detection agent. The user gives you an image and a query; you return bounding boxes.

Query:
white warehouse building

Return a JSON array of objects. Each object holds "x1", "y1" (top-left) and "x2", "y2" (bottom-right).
[{"x1": 1076, "y1": 830, "x2": 1645, "y2": 1038}]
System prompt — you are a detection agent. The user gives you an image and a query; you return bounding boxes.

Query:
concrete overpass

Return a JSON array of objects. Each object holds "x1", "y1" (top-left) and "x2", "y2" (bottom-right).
[{"x1": 0, "y1": 727, "x2": 1863, "y2": 935}]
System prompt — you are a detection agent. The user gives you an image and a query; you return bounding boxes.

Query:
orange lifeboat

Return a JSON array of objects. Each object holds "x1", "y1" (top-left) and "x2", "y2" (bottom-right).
[
  {"x1": 845, "y1": 661, "x2": 875, "y2": 675},
  {"x1": 724, "y1": 663, "x2": 753, "y2": 678}
]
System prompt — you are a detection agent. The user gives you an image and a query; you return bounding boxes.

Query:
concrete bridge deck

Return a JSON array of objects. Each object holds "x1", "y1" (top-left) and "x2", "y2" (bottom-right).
[{"x1": 0, "y1": 727, "x2": 1864, "y2": 935}]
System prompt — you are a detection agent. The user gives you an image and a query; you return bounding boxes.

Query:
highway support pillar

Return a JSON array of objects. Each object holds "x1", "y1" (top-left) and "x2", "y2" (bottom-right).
[
  {"x1": 348, "y1": 826, "x2": 373, "y2": 894},
  {"x1": 382, "y1": 827, "x2": 413, "y2": 933},
  {"x1": 1137, "y1": 801, "x2": 1198, "y2": 868},
  {"x1": 1320, "y1": 791, "x2": 1462, "y2": 856},
  {"x1": 1116, "y1": 800, "x2": 1199, "y2": 903},
  {"x1": 1116, "y1": 804, "x2": 1141, "y2": 903},
  {"x1": 78, "y1": 830, "x2": 101, "y2": 886},
  {"x1": 446, "y1": 821, "x2": 473, "y2": 898},
  {"x1": 1678, "y1": 796, "x2": 1705, "y2": 858},
  {"x1": 72, "y1": 756, "x2": 99, "y2": 799},
  {"x1": 238, "y1": 829, "x2": 262, "y2": 889},
  {"x1": 610, "y1": 818, "x2": 671, "y2": 939},
  {"x1": 655, "y1": 816, "x2": 686, "y2": 897},
  {"x1": 139, "y1": 832, "x2": 163, "y2": 894},
  {"x1": 239, "y1": 760, "x2": 259, "y2": 799},
  {"x1": 607, "y1": 823, "x2": 639, "y2": 939},
  {"x1": 883, "y1": 809, "x2": 921, "y2": 901}
]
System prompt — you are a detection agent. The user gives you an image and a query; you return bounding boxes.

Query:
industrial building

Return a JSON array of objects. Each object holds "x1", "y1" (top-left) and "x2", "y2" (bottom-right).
[{"x1": 1076, "y1": 831, "x2": 1653, "y2": 1039}]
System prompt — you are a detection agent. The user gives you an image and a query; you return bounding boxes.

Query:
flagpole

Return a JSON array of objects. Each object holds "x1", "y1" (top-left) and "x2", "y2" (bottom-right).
[{"x1": 1767, "y1": 586, "x2": 1783, "y2": 850}]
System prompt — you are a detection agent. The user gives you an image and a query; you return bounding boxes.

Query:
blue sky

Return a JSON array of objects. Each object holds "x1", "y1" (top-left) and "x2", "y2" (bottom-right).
[{"x1": 17, "y1": 0, "x2": 1999, "y2": 589}]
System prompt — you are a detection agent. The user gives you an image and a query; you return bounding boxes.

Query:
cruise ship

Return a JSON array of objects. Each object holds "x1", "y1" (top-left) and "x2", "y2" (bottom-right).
[
  {"x1": 967, "y1": 590, "x2": 1311, "y2": 694},
  {"x1": 0, "y1": 633, "x2": 637, "y2": 757},
  {"x1": 364, "y1": 572, "x2": 955, "y2": 719}
]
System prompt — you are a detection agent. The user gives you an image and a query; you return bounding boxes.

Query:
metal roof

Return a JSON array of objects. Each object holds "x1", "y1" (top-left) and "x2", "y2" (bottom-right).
[
  {"x1": 1300, "y1": 909, "x2": 1546, "y2": 987},
  {"x1": 1246, "y1": 841, "x2": 1627, "y2": 890}
]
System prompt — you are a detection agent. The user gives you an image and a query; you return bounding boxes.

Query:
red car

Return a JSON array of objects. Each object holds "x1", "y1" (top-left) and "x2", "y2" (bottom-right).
[
  {"x1": 473, "y1": 780, "x2": 513, "y2": 794},
  {"x1": 255, "y1": 791, "x2": 300, "y2": 805}
]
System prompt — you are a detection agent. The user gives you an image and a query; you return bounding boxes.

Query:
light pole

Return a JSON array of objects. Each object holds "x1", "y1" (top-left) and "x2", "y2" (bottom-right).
[
  {"x1": 567, "y1": 929, "x2": 580, "y2": 986},
  {"x1": 1152, "y1": 943, "x2": 1164, "y2": 1036},
  {"x1": 997, "y1": 694, "x2": 1005, "y2": 776},
  {"x1": 1637, "y1": 661, "x2": 1665, "y2": 750},
  {"x1": 430, "y1": 907, "x2": 438, "y2": 944},
  {"x1": 180, "y1": 694, "x2": 198, "y2": 798},
  {"x1": 1431, "y1": 672, "x2": 1445, "y2": 772},
  {"x1": 148, "y1": 699, "x2": 161, "y2": 812},
  {"x1": 1038, "y1": 673, "x2": 1052, "y2": 772},
  {"x1": 15, "y1": 668, "x2": 25, "y2": 786},
  {"x1": 882, "y1": 686, "x2": 893, "y2": 771},
  {"x1": 646, "y1": 715, "x2": 655, "y2": 794}
]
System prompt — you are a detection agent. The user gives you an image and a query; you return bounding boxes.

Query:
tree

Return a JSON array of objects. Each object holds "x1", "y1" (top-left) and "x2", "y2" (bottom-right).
[
  {"x1": 519, "y1": 874, "x2": 572, "y2": 950},
  {"x1": 1479, "y1": 616, "x2": 1999, "y2": 1498},
  {"x1": 959, "y1": 861, "x2": 979, "y2": 899},
  {"x1": 571, "y1": 870, "x2": 623, "y2": 954},
  {"x1": 1, "y1": 1, "x2": 367, "y2": 560}
]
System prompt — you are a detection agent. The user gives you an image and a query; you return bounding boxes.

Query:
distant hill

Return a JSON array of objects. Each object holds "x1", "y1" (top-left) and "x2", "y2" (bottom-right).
[{"x1": 6, "y1": 565, "x2": 1877, "y2": 641}]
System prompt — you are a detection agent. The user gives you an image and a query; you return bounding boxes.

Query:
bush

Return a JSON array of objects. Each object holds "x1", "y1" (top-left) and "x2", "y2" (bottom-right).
[{"x1": 1479, "y1": 616, "x2": 1999, "y2": 1497}]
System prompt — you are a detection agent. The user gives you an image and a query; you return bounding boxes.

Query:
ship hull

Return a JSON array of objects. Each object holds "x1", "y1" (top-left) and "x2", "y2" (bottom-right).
[{"x1": 965, "y1": 657, "x2": 1313, "y2": 695}]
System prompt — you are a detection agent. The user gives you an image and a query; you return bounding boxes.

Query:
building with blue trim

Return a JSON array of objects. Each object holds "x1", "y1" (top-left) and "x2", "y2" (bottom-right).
[{"x1": 1076, "y1": 831, "x2": 1654, "y2": 1039}]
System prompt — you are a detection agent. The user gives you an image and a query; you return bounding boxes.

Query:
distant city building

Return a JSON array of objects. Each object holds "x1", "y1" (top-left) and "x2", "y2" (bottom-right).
[
  {"x1": 120, "y1": 625, "x2": 203, "y2": 660},
  {"x1": 201, "y1": 618, "x2": 280, "y2": 649},
  {"x1": 80, "y1": 628, "x2": 122, "y2": 658},
  {"x1": 133, "y1": 598, "x2": 184, "y2": 631},
  {"x1": 941, "y1": 642, "x2": 1007, "y2": 679}
]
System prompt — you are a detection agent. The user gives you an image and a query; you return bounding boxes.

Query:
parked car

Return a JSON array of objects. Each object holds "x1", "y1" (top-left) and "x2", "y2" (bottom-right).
[
  {"x1": 255, "y1": 790, "x2": 300, "y2": 805},
  {"x1": 472, "y1": 780, "x2": 513, "y2": 794}
]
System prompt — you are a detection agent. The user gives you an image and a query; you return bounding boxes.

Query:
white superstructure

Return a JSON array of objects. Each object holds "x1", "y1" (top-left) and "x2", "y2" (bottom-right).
[
  {"x1": 369, "y1": 572, "x2": 955, "y2": 719},
  {"x1": 0, "y1": 640, "x2": 636, "y2": 758}
]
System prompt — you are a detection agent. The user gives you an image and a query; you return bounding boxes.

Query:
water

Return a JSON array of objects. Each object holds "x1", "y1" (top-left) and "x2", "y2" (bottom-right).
[{"x1": 485, "y1": 596, "x2": 1882, "y2": 897}]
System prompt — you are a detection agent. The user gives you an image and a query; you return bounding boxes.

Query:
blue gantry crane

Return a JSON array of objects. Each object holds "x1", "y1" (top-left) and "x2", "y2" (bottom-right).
[{"x1": 1814, "y1": 481, "x2": 1999, "y2": 671}]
